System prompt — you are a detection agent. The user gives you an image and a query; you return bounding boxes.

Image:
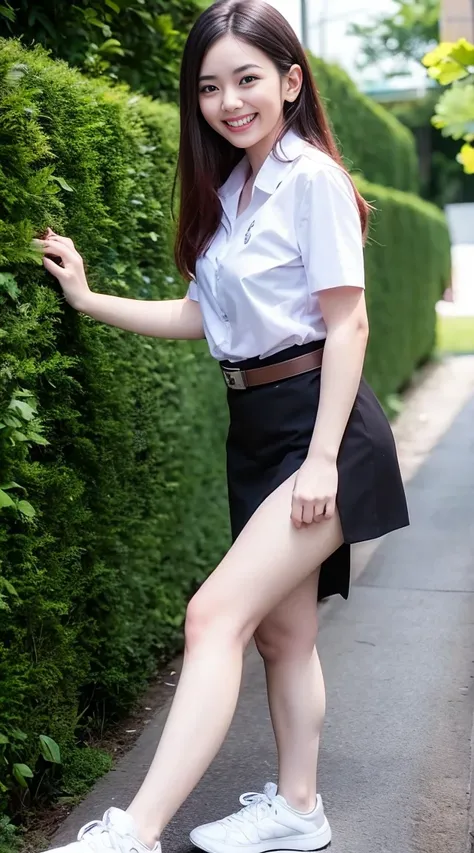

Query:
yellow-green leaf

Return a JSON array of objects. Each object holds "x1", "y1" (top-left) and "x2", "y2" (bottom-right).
[
  {"x1": 422, "y1": 41, "x2": 455, "y2": 67},
  {"x1": 449, "y1": 38, "x2": 474, "y2": 67},
  {"x1": 1, "y1": 578, "x2": 19, "y2": 597},
  {"x1": 28, "y1": 432, "x2": 50, "y2": 445},
  {"x1": 457, "y1": 142, "x2": 474, "y2": 173},
  {"x1": 428, "y1": 59, "x2": 469, "y2": 86},
  {"x1": 39, "y1": 735, "x2": 61, "y2": 764},
  {"x1": 432, "y1": 84, "x2": 474, "y2": 138},
  {"x1": 0, "y1": 490, "x2": 15, "y2": 509},
  {"x1": 0, "y1": 5, "x2": 16, "y2": 22},
  {"x1": 0, "y1": 272, "x2": 19, "y2": 301},
  {"x1": 17, "y1": 501, "x2": 36, "y2": 518},
  {"x1": 49, "y1": 175, "x2": 74, "y2": 192},
  {"x1": 8, "y1": 399, "x2": 35, "y2": 420},
  {"x1": 13, "y1": 763, "x2": 33, "y2": 788}
]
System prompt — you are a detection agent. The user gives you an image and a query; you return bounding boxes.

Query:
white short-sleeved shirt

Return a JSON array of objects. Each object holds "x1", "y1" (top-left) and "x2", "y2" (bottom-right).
[{"x1": 187, "y1": 128, "x2": 364, "y2": 363}]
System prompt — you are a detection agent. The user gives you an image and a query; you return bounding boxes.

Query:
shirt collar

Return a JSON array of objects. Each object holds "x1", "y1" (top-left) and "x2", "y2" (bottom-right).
[{"x1": 218, "y1": 128, "x2": 307, "y2": 201}]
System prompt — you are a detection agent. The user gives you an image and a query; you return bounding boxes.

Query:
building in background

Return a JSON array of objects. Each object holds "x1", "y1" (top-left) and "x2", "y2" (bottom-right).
[
  {"x1": 267, "y1": 0, "x2": 428, "y2": 92},
  {"x1": 441, "y1": 0, "x2": 474, "y2": 40}
]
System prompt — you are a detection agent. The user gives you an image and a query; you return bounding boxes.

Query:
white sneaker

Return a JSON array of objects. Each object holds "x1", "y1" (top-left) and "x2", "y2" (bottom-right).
[
  {"x1": 42, "y1": 807, "x2": 161, "y2": 853},
  {"x1": 189, "y1": 783, "x2": 331, "y2": 853}
]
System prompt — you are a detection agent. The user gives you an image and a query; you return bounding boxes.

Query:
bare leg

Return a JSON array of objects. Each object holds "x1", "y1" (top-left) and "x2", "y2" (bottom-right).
[
  {"x1": 254, "y1": 571, "x2": 324, "y2": 813},
  {"x1": 127, "y1": 473, "x2": 343, "y2": 848}
]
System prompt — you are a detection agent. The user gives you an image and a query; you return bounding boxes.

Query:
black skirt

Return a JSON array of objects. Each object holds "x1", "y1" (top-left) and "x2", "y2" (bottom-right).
[{"x1": 222, "y1": 341, "x2": 409, "y2": 602}]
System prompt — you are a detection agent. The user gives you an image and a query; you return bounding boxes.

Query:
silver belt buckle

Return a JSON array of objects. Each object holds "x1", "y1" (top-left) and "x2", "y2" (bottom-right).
[{"x1": 222, "y1": 367, "x2": 247, "y2": 390}]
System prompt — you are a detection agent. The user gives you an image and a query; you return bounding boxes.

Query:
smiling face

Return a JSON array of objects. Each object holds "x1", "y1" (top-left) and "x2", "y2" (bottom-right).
[{"x1": 198, "y1": 34, "x2": 302, "y2": 163}]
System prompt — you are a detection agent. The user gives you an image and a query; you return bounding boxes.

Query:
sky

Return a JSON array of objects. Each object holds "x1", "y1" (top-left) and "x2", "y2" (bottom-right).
[{"x1": 267, "y1": 0, "x2": 429, "y2": 92}]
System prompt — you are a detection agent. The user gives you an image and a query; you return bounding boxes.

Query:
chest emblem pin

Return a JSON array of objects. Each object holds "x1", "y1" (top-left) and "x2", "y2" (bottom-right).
[{"x1": 244, "y1": 220, "x2": 255, "y2": 245}]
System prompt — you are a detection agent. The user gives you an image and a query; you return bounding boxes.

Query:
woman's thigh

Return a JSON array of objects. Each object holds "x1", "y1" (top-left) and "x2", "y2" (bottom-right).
[{"x1": 192, "y1": 472, "x2": 343, "y2": 642}]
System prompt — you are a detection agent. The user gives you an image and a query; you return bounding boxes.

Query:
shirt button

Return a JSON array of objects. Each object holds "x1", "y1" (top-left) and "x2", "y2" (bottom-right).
[{"x1": 222, "y1": 313, "x2": 228, "y2": 321}]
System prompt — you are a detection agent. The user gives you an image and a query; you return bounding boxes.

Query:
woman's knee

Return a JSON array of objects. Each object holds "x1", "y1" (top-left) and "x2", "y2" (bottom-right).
[
  {"x1": 184, "y1": 593, "x2": 214, "y2": 649},
  {"x1": 254, "y1": 616, "x2": 318, "y2": 663},
  {"x1": 184, "y1": 591, "x2": 251, "y2": 651}
]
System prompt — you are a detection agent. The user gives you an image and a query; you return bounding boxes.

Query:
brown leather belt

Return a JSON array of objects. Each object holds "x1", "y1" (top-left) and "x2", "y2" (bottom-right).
[{"x1": 221, "y1": 348, "x2": 324, "y2": 391}]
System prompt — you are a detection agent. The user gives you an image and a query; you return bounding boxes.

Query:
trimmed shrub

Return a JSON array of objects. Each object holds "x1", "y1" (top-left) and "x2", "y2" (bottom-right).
[
  {"x1": 0, "y1": 38, "x2": 450, "y2": 820},
  {"x1": 0, "y1": 38, "x2": 229, "y2": 812},
  {"x1": 358, "y1": 178, "x2": 451, "y2": 398},
  {"x1": 0, "y1": 0, "x2": 208, "y2": 103},
  {"x1": 309, "y1": 54, "x2": 420, "y2": 194}
]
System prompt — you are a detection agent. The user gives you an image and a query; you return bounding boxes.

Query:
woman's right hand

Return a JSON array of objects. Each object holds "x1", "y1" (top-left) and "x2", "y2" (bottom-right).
[{"x1": 34, "y1": 228, "x2": 92, "y2": 311}]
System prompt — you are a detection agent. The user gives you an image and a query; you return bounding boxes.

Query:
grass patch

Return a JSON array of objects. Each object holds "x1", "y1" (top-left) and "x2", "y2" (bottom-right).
[{"x1": 436, "y1": 313, "x2": 474, "y2": 353}]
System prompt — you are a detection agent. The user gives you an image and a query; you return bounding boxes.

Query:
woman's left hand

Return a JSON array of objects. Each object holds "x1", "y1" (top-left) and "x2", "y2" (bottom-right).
[{"x1": 291, "y1": 456, "x2": 338, "y2": 529}]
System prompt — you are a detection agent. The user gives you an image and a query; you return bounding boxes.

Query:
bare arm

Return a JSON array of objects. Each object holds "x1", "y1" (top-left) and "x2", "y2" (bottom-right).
[
  {"x1": 77, "y1": 292, "x2": 204, "y2": 340},
  {"x1": 308, "y1": 286, "x2": 369, "y2": 462},
  {"x1": 291, "y1": 286, "x2": 369, "y2": 528},
  {"x1": 34, "y1": 229, "x2": 205, "y2": 340}
]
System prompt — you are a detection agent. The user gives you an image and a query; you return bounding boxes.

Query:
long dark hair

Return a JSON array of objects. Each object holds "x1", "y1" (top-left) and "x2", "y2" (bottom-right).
[{"x1": 175, "y1": 0, "x2": 370, "y2": 280}]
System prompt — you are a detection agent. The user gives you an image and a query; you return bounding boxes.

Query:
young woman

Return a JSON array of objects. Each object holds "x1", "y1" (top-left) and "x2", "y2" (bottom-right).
[{"x1": 40, "y1": 1, "x2": 409, "y2": 851}]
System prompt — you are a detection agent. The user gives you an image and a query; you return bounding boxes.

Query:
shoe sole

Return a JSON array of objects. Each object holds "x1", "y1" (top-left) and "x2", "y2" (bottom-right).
[{"x1": 189, "y1": 822, "x2": 332, "y2": 853}]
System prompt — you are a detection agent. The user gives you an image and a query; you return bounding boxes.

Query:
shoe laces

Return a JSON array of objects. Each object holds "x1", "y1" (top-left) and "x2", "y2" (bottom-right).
[
  {"x1": 222, "y1": 784, "x2": 277, "y2": 828},
  {"x1": 77, "y1": 819, "x2": 140, "y2": 853}
]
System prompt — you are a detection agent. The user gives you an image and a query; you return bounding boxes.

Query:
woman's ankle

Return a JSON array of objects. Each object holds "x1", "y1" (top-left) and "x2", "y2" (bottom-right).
[
  {"x1": 126, "y1": 806, "x2": 162, "y2": 850},
  {"x1": 277, "y1": 785, "x2": 318, "y2": 814}
]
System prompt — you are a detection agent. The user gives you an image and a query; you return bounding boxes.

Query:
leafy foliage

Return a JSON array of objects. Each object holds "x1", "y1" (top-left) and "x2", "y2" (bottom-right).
[
  {"x1": 348, "y1": 0, "x2": 439, "y2": 77},
  {"x1": 0, "y1": 0, "x2": 208, "y2": 101},
  {"x1": 0, "y1": 37, "x2": 229, "y2": 819},
  {"x1": 423, "y1": 38, "x2": 474, "y2": 172},
  {"x1": 309, "y1": 54, "x2": 419, "y2": 192},
  {"x1": 358, "y1": 177, "x2": 451, "y2": 398}
]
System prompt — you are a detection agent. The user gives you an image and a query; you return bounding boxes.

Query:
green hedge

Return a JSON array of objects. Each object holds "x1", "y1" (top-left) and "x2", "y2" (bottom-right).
[
  {"x1": 0, "y1": 38, "x2": 450, "y2": 823},
  {"x1": 0, "y1": 39, "x2": 230, "y2": 815},
  {"x1": 0, "y1": 0, "x2": 209, "y2": 104},
  {"x1": 309, "y1": 54, "x2": 419, "y2": 194},
  {"x1": 358, "y1": 178, "x2": 451, "y2": 398}
]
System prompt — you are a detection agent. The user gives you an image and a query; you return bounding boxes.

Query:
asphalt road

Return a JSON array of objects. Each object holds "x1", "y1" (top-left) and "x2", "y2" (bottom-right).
[{"x1": 51, "y1": 390, "x2": 474, "y2": 853}]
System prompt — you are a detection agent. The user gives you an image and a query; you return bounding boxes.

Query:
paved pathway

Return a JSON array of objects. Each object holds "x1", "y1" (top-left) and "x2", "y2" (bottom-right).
[{"x1": 51, "y1": 359, "x2": 474, "y2": 853}]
